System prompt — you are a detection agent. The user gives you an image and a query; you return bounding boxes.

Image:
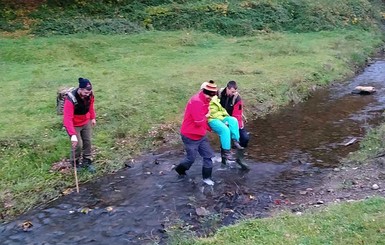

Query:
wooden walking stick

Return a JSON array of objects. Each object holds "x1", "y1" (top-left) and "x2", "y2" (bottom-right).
[{"x1": 72, "y1": 147, "x2": 80, "y2": 193}]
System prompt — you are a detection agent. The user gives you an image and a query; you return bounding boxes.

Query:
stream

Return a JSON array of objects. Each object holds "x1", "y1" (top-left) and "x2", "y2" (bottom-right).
[{"x1": 1, "y1": 59, "x2": 385, "y2": 244}]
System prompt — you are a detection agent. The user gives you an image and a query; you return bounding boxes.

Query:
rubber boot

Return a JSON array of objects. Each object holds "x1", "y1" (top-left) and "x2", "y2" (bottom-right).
[
  {"x1": 174, "y1": 164, "x2": 187, "y2": 176},
  {"x1": 232, "y1": 140, "x2": 244, "y2": 150},
  {"x1": 202, "y1": 167, "x2": 214, "y2": 186},
  {"x1": 220, "y1": 148, "x2": 228, "y2": 167},
  {"x1": 236, "y1": 149, "x2": 250, "y2": 170}
]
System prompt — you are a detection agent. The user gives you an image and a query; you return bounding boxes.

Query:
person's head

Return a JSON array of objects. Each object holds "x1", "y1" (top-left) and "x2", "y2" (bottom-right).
[
  {"x1": 226, "y1": 80, "x2": 238, "y2": 96},
  {"x1": 201, "y1": 80, "x2": 217, "y2": 101},
  {"x1": 78, "y1": 77, "x2": 92, "y2": 98}
]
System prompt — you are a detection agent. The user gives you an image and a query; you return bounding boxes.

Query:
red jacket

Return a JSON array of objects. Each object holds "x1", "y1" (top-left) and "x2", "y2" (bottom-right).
[
  {"x1": 180, "y1": 91, "x2": 211, "y2": 140},
  {"x1": 63, "y1": 90, "x2": 96, "y2": 136}
]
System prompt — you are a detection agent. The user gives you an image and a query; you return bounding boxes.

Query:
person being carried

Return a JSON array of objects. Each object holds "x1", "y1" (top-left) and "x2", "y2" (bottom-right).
[
  {"x1": 174, "y1": 80, "x2": 218, "y2": 186},
  {"x1": 63, "y1": 77, "x2": 96, "y2": 173},
  {"x1": 201, "y1": 81, "x2": 244, "y2": 165},
  {"x1": 218, "y1": 80, "x2": 250, "y2": 170}
]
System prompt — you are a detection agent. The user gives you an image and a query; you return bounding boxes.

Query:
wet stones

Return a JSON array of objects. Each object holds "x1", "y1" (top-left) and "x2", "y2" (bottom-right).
[{"x1": 351, "y1": 86, "x2": 376, "y2": 95}]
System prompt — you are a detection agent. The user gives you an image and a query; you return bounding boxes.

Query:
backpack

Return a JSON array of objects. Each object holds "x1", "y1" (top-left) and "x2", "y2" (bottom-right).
[{"x1": 56, "y1": 87, "x2": 77, "y2": 115}]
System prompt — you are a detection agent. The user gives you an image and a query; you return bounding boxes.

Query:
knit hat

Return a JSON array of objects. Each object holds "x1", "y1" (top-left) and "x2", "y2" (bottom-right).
[
  {"x1": 78, "y1": 77, "x2": 92, "y2": 91},
  {"x1": 201, "y1": 80, "x2": 218, "y2": 96}
]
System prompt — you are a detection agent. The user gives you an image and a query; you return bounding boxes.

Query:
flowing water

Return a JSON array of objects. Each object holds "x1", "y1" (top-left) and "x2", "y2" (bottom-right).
[{"x1": 2, "y1": 59, "x2": 385, "y2": 244}]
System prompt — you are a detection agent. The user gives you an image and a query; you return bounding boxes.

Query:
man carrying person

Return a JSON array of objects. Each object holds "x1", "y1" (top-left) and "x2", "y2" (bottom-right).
[
  {"x1": 63, "y1": 77, "x2": 96, "y2": 172},
  {"x1": 219, "y1": 80, "x2": 250, "y2": 170},
  {"x1": 174, "y1": 81, "x2": 218, "y2": 186}
]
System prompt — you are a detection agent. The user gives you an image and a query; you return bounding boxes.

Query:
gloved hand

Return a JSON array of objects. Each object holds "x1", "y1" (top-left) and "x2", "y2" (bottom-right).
[{"x1": 71, "y1": 135, "x2": 78, "y2": 148}]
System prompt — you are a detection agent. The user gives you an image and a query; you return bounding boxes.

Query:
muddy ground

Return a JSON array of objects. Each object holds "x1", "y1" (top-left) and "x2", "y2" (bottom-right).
[{"x1": 273, "y1": 157, "x2": 385, "y2": 215}]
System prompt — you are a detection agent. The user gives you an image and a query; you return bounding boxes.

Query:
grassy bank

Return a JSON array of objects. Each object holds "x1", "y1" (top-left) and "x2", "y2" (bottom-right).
[
  {"x1": 175, "y1": 197, "x2": 385, "y2": 244},
  {"x1": 0, "y1": 29, "x2": 383, "y2": 219}
]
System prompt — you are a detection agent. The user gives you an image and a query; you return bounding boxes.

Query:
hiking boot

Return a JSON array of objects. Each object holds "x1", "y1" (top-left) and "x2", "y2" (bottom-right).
[
  {"x1": 82, "y1": 158, "x2": 96, "y2": 173},
  {"x1": 70, "y1": 159, "x2": 82, "y2": 169},
  {"x1": 232, "y1": 140, "x2": 244, "y2": 150}
]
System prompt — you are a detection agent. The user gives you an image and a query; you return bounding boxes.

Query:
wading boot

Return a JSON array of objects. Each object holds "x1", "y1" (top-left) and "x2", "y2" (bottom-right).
[
  {"x1": 202, "y1": 167, "x2": 214, "y2": 186},
  {"x1": 236, "y1": 149, "x2": 250, "y2": 170},
  {"x1": 174, "y1": 164, "x2": 187, "y2": 177}
]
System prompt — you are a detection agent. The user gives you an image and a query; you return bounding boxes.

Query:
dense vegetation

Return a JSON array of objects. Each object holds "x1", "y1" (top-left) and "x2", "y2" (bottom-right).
[{"x1": 1, "y1": 0, "x2": 384, "y2": 36}]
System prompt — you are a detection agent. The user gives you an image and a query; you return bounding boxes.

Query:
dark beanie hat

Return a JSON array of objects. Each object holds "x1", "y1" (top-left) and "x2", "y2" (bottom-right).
[{"x1": 78, "y1": 77, "x2": 92, "y2": 91}]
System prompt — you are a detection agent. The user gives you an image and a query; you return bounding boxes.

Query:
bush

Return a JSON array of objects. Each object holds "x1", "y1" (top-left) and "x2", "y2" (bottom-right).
[
  {"x1": 31, "y1": 18, "x2": 145, "y2": 36},
  {"x1": 2, "y1": 0, "x2": 384, "y2": 36}
]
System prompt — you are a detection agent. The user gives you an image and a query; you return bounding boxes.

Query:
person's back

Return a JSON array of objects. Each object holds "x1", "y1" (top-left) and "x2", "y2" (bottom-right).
[{"x1": 180, "y1": 91, "x2": 210, "y2": 140}]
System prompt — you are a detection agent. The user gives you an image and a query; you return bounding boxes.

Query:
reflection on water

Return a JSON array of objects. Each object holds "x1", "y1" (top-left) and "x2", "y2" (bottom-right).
[{"x1": 2, "y1": 60, "x2": 385, "y2": 244}]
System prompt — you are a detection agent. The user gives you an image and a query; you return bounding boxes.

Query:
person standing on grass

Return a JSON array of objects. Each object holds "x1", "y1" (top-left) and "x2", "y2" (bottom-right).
[
  {"x1": 218, "y1": 80, "x2": 250, "y2": 170},
  {"x1": 63, "y1": 77, "x2": 96, "y2": 173},
  {"x1": 174, "y1": 81, "x2": 218, "y2": 186},
  {"x1": 201, "y1": 81, "x2": 244, "y2": 166}
]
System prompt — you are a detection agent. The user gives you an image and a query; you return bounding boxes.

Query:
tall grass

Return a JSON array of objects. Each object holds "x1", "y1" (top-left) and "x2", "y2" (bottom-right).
[{"x1": 0, "y1": 29, "x2": 383, "y2": 218}]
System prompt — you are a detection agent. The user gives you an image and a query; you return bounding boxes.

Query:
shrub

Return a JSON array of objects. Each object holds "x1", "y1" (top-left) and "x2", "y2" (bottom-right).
[{"x1": 31, "y1": 18, "x2": 145, "y2": 36}]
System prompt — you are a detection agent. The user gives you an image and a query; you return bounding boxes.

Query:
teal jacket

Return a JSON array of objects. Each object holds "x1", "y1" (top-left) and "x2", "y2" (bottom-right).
[{"x1": 208, "y1": 95, "x2": 229, "y2": 122}]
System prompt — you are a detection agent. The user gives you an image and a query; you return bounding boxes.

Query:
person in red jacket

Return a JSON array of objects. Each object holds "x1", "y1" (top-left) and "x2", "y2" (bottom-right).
[
  {"x1": 63, "y1": 77, "x2": 96, "y2": 172},
  {"x1": 174, "y1": 81, "x2": 218, "y2": 186},
  {"x1": 219, "y1": 80, "x2": 250, "y2": 170}
]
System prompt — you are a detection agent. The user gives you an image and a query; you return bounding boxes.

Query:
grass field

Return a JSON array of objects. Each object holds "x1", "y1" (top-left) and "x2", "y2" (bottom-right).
[
  {"x1": 175, "y1": 197, "x2": 385, "y2": 245},
  {"x1": 0, "y1": 29, "x2": 383, "y2": 218}
]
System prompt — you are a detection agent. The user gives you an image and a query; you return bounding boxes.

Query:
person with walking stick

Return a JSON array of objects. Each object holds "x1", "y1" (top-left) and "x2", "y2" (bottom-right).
[{"x1": 63, "y1": 77, "x2": 97, "y2": 174}]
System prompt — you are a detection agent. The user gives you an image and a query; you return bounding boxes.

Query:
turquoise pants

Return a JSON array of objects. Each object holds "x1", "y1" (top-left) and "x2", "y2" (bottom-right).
[{"x1": 209, "y1": 116, "x2": 240, "y2": 150}]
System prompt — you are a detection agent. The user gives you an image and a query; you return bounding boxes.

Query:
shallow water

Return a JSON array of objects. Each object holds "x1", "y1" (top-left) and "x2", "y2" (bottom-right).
[{"x1": 2, "y1": 60, "x2": 385, "y2": 244}]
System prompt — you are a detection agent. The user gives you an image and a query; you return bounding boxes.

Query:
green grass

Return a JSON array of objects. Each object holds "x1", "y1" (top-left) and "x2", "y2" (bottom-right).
[
  {"x1": 178, "y1": 197, "x2": 385, "y2": 245},
  {"x1": 0, "y1": 29, "x2": 383, "y2": 218}
]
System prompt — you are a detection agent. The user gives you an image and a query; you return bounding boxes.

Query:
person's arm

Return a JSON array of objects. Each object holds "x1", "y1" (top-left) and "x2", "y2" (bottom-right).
[
  {"x1": 89, "y1": 95, "x2": 96, "y2": 126},
  {"x1": 63, "y1": 99, "x2": 78, "y2": 147},
  {"x1": 63, "y1": 99, "x2": 76, "y2": 136},
  {"x1": 232, "y1": 99, "x2": 244, "y2": 128}
]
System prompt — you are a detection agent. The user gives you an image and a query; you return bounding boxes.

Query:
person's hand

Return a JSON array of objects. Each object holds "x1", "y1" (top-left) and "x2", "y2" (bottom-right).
[
  {"x1": 91, "y1": 119, "x2": 96, "y2": 127},
  {"x1": 71, "y1": 135, "x2": 78, "y2": 148}
]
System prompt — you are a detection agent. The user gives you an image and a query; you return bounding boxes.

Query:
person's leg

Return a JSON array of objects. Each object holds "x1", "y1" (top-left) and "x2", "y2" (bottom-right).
[
  {"x1": 198, "y1": 136, "x2": 215, "y2": 185},
  {"x1": 223, "y1": 116, "x2": 244, "y2": 149},
  {"x1": 208, "y1": 119, "x2": 231, "y2": 150},
  {"x1": 236, "y1": 127, "x2": 250, "y2": 170},
  {"x1": 175, "y1": 135, "x2": 199, "y2": 176},
  {"x1": 222, "y1": 116, "x2": 240, "y2": 141},
  {"x1": 81, "y1": 121, "x2": 92, "y2": 162},
  {"x1": 239, "y1": 127, "x2": 250, "y2": 148}
]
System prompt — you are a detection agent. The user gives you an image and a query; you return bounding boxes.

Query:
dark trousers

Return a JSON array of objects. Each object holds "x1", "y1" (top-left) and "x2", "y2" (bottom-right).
[
  {"x1": 70, "y1": 121, "x2": 92, "y2": 161},
  {"x1": 179, "y1": 134, "x2": 214, "y2": 170},
  {"x1": 239, "y1": 127, "x2": 250, "y2": 148}
]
